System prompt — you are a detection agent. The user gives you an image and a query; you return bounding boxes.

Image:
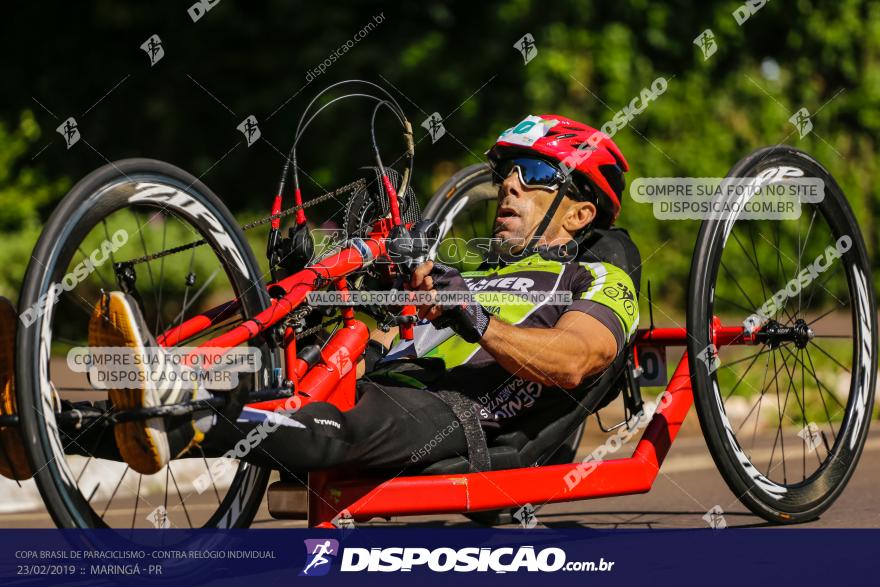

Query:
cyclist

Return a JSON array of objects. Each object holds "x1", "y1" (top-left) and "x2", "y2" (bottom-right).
[{"x1": 0, "y1": 114, "x2": 638, "y2": 478}]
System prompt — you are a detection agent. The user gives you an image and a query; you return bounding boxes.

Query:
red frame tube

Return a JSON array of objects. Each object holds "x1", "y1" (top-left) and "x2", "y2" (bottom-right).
[
  {"x1": 157, "y1": 300, "x2": 240, "y2": 347},
  {"x1": 149, "y1": 214, "x2": 758, "y2": 526},
  {"x1": 173, "y1": 239, "x2": 386, "y2": 352},
  {"x1": 305, "y1": 353, "x2": 694, "y2": 525}
]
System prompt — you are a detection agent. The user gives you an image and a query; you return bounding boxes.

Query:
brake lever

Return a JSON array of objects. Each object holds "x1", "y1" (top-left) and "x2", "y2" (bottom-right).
[{"x1": 385, "y1": 219, "x2": 439, "y2": 340}]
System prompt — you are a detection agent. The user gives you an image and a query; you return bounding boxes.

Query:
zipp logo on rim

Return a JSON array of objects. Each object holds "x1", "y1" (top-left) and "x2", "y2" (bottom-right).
[
  {"x1": 712, "y1": 379, "x2": 787, "y2": 500},
  {"x1": 129, "y1": 183, "x2": 250, "y2": 278},
  {"x1": 38, "y1": 286, "x2": 77, "y2": 489},
  {"x1": 722, "y1": 165, "x2": 806, "y2": 244},
  {"x1": 850, "y1": 266, "x2": 872, "y2": 449}
]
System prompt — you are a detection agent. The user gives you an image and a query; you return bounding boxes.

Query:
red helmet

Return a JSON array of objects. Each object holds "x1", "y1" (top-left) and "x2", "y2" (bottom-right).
[{"x1": 487, "y1": 114, "x2": 629, "y2": 225}]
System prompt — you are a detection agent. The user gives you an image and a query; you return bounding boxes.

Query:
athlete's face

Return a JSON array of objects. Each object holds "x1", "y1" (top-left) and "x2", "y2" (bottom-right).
[{"x1": 493, "y1": 168, "x2": 596, "y2": 254}]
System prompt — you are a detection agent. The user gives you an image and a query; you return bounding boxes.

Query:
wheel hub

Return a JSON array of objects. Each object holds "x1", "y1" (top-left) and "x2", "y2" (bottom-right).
[{"x1": 753, "y1": 318, "x2": 814, "y2": 349}]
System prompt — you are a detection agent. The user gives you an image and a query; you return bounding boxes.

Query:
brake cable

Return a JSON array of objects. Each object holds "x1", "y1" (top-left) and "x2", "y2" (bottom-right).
[{"x1": 119, "y1": 178, "x2": 366, "y2": 267}]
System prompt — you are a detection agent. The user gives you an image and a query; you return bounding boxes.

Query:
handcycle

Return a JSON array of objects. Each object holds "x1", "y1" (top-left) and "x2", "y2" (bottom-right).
[{"x1": 4, "y1": 80, "x2": 876, "y2": 529}]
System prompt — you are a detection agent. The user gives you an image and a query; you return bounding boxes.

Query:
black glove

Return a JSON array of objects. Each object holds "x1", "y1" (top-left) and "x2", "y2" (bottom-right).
[{"x1": 429, "y1": 262, "x2": 491, "y2": 343}]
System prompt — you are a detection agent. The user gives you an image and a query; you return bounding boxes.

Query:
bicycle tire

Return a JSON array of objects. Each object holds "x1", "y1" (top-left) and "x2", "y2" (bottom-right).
[
  {"x1": 687, "y1": 146, "x2": 876, "y2": 523},
  {"x1": 16, "y1": 158, "x2": 278, "y2": 528}
]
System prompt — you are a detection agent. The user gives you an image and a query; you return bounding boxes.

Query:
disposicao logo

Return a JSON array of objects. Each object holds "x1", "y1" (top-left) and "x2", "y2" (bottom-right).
[{"x1": 300, "y1": 539, "x2": 340, "y2": 576}]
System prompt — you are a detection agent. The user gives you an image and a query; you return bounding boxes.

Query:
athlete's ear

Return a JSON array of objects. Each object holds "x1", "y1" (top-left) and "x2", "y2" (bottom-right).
[{"x1": 563, "y1": 200, "x2": 596, "y2": 234}]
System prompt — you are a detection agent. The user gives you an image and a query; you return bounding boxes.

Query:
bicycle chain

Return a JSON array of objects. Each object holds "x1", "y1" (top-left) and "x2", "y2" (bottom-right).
[
  {"x1": 121, "y1": 179, "x2": 367, "y2": 266},
  {"x1": 119, "y1": 178, "x2": 365, "y2": 343},
  {"x1": 294, "y1": 316, "x2": 344, "y2": 340}
]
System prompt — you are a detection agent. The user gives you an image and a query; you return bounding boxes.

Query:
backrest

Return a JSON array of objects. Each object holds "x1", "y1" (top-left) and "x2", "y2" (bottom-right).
[
  {"x1": 577, "y1": 226, "x2": 642, "y2": 297},
  {"x1": 575, "y1": 226, "x2": 642, "y2": 412}
]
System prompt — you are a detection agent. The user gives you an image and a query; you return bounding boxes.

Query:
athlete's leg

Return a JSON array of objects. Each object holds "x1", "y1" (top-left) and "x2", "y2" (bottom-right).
[
  {"x1": 202, "y1": 379, "x2": 469, "y2": 471},
  {"x1": 85, "y1": 290, "x2": 469, "y2": 474}
]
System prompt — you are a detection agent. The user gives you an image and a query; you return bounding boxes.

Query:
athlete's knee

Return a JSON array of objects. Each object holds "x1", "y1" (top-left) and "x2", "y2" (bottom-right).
[{"x1": 295, "y1": 402, "x2": 349, "y2": 441}]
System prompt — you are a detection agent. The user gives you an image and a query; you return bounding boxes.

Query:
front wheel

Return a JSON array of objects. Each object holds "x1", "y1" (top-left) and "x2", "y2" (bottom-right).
[
  {"x1": 16, "y1": 159, "x2": 278, "y2": 528},
  {"x1": 687, "y1": 146, "x2": 876, "y2": 524},
  {"x1": 423, "y1": 163, "x2": 498, "y2": 272}
]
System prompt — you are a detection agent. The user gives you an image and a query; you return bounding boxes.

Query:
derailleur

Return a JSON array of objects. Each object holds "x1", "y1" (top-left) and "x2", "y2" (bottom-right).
[{"x1": 112, "y1": 260, "x2": 149, "y2": 315}]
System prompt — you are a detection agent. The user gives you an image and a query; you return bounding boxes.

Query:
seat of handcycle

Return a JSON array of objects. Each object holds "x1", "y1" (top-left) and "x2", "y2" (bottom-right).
[{"x1": 412, "y1": 227, "x2": 642, "y2": 476}]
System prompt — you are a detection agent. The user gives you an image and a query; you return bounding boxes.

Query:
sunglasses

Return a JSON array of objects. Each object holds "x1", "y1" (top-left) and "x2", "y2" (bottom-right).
[{"x1": 492, "y1": 157, "x2": 567, "y2": 192}]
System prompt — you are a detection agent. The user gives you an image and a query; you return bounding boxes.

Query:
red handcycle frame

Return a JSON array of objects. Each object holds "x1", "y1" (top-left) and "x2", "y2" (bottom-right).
[{"x1": 155, "y1": 211, "x2": 756, "y2": 528}]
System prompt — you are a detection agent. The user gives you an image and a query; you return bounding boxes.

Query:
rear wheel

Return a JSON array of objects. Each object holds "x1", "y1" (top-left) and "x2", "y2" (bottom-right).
[
  {"x1": 16, "y1": 159, "x2": 278, "y2": 528},
  {"x1": 687, "y1": 146, "x2": 876, "y2": 523}
]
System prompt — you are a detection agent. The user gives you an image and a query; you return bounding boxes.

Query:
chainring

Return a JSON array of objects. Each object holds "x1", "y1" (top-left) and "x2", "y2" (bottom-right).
[{"x1": 344, "y1": 166, "x2": 421, "y2": 238}]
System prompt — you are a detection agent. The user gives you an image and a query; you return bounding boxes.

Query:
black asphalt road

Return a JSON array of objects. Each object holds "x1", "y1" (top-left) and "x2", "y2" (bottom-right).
[
  {"x1": 4, "y1": 425, "x2": 878, "y2": 529},
  {"x1": 256, "y1": 426, "x2": 880, "y2": 529}
]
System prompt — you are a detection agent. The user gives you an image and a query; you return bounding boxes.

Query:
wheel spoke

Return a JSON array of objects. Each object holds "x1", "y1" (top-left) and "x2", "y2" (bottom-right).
[
  {"x1": 801, "y1": 346, "x2": 825, "y2": 467},
  {"x1": 168, "y1": 463, "x2": 193, "y2": 528},
  {"x1": 79, "y1": 245, "x2": 112, "y2": 290},
  {"x1": 176, "y1": 246, "x2": 198, "y2": 329},
  {"x1": 809, "y1": 340, "x2": 852, "y2": 374},
  {"x1": 801, "y1": 260, "x2": 845, "y2": 315},
  {"x1": 75, "y1": 456, "x2": 93, "y2": 484},
  {"x1": 719, "y1": 259, "x2": 759, "y2": 314},
  {"x1": 766, "y1": 351, "x2": 783, "y2": 477},
  {"x1": 163, "y1": 463, "x2": 170, "y2": 520},
  {"x1": 733, "y1": 228, "x2": 768, "y2": 302},
  {"x1": 802, "y1": 348, "x2": 839, "y2": 438},
  {"x1": 722, "y1": 345, "x2": 769, "y2": 402},
  {"x1": 788, "y1": 349, "x2": 847, "y2": 413},
  {"x1": 766, "y1": 225, "x2": 797, "y2": 324},
  {"x1": 132, "y1": 209, "x2": 159, "y2": 322},
  {"x1": 131, "y1": 474, "x2": 142, "y2": 528},
  {"x1": 155, "y1": 215, "x2": 168, "y2": 333},
  {"x1": 775, "y1": 345, "x2": 810, "y2": 424},
  {"x1": 800, "y1": 346, "x2": 846, "y2": 412},
  {"x1": 749, "y1": 350, "x2": 773, "y2": 450},
  {"x1": 86, "y1": 482, "x2": 101, "y2": 504},
  {"x1": 795, "y1": 209, "x2": 818, "y2": 317},
  {"x1": 734, "y1": 389, "x2": 766, "y2": 437},
  {"x1": 721, "y1": 346, "x2": 773, "y2": 369},
  {"x1": 806, "y1": 306, "x2": 840, "y2": 327},
  {"x1": 199, "y1": 446, "x2": 222, "y2": 505},
  {"x1": 774, "y1": 348, "x2": 797, "y2": 484},
  {"x1": 714, "y1": 293, "x2": 758, "y2": 315},
  {"x1": 169, "y1": 269, "x2": 220, "y2": 328},
  {"x1": 101, "y1": 219, "x2": 118, "y2": 270},
  {"x1": 101, "y1": 466, "x2": 130, "y2": 518},
  {"x1": 732, "y1": 349, "x2": 786, "y2": 437},
  {"x1": 732, "y1": 353, "x2": 788, "y2": 434}
]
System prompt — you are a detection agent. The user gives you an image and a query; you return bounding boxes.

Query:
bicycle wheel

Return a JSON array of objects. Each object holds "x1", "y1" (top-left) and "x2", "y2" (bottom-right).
[
  {"x1": 16, "y1": 158, "x2": 279, "y2": 528},
  {"x1": 423, "y1": 163, "x2": 498, "y2": 271},
  {"x1": 687, "y1": 146, "x2": 876, "y2": 523}
]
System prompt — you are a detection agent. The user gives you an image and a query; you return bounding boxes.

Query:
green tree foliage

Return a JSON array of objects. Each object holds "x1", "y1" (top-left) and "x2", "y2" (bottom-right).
[
  {"x1": 0, "y1": 111, "x2": 70, "y2": 299},
  {"x1": 3, "y1": 0, "x2": 878, "y2": 307}
]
